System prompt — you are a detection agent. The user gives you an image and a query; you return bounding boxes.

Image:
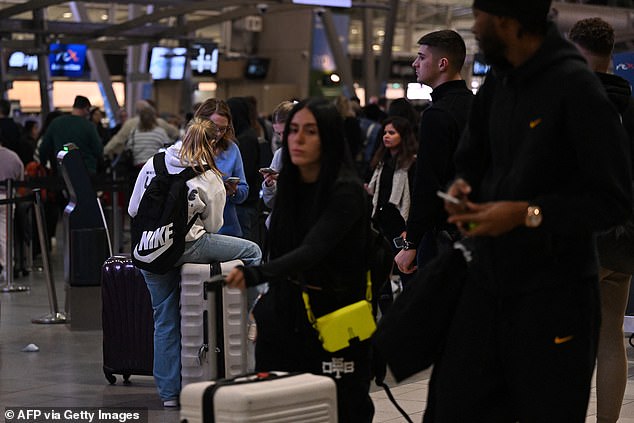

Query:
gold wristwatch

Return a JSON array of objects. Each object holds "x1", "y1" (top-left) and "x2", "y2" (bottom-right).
[{"x1": 525, "y1": 205, "x2": 542, "y2": 228}]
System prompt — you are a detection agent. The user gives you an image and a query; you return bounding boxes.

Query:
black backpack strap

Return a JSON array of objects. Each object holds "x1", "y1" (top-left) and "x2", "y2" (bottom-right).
[
  {"x1": 153, "y1": 152, "x2": 168, "y2": 176},
  {"x1": 178, "y1": 164, "x2": 211, "y2": 181}
]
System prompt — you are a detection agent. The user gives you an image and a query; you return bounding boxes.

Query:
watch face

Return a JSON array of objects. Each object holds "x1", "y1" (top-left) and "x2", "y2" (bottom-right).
[{"x1": 527, "y1": 206, "x2": 542, "y2": 228}]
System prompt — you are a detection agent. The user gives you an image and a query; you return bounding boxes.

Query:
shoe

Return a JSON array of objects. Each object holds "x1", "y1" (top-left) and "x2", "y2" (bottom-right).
[{"x1": 163, "y1": 399, "x2": 179, "y2": 408}]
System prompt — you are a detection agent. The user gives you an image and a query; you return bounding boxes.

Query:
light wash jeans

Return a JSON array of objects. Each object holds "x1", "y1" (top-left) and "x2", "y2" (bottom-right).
[{"x1": 141, "y1": 232, "x2": 262, "y2": 402}]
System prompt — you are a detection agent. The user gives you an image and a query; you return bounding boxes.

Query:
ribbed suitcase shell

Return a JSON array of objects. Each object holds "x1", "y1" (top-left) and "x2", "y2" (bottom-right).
[
  {"x1": 180, "y1": 372, "x2": 338, "y2": 423},
  {"x1": 101, "y1": 254, "x2": 154, "y2": 384},
  {"x1": 181, "y1": 261, "x2": 247, "y2": 387}
]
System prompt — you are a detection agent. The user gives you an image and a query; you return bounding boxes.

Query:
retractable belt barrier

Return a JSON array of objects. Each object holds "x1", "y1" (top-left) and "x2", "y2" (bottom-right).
[{"x1": 0, "y1": 180, "x2": 67, "y2": 324}]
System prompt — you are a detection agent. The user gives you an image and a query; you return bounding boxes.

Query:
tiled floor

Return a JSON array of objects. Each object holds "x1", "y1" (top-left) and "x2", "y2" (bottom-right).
[{"x1": 2, "y1": 237, "x2": 634, "y2": 422}]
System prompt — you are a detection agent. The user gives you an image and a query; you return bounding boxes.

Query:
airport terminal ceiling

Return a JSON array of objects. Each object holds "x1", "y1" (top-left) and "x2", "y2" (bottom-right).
[{"x1": 0, "y1": 0, "x2": 632, "y2": 58}]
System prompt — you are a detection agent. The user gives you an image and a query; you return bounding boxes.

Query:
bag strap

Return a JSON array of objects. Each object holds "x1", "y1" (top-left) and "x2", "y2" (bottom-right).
[
  {"x1": 301, "y1": 271, "x2": 373, "y2": 326},
  {"x1": 152, "y1": 152, "x2": 167, "y2": 175}
]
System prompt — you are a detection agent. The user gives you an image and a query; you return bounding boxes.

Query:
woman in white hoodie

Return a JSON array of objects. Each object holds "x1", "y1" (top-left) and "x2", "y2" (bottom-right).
[{"x1": 128, "y1": 117, "x2": 262, "y2": 408}]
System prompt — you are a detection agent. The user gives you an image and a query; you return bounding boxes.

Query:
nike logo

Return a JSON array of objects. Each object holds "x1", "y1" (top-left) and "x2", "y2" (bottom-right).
[
  {"x1": 554, "y1": 335, "x2": 574, "y2": 344},
  {"x1": 529, "y1": 118, "x2": 542, "y2": 129},
  {"x1": 133, "y1": 223, "x2": 174, "y2": 263}
]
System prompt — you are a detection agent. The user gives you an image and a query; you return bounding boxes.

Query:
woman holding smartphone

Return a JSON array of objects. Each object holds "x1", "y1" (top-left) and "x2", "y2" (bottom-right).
[
  {"x1": 194, "y1": 98, "x2": 248, "y2": 237},
  {"x1": 225, "y1": 98, "x2": 374, "y2": 422}
]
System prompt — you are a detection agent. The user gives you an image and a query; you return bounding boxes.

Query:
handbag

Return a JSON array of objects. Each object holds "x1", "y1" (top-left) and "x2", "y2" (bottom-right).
[
  {"x1": 372, "y1": 241, "x2": 471, "y2": 382},
  {"x1": 302, "y1": 272, "x2": 376, "y2": 353}
]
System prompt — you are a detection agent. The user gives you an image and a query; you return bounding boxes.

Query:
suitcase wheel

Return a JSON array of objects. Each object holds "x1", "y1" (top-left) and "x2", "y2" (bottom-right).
[
  {"x1": 123, "y1": 373, "x2": 131, "y2": 385},
  {"x1": 104, "y1": 371, "x2": 116, "y2": 385}
]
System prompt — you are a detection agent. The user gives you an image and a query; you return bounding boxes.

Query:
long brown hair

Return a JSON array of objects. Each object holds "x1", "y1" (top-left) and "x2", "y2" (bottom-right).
[
  {"x1": 370, "y1": 116, "x2": 417, "y2": 170},
  {"x1": 193, "y1": 98, "x2": 235, "y2": 152},
  {"x1": 179, "y1": 117, "x2": 222, "y2": 176}
]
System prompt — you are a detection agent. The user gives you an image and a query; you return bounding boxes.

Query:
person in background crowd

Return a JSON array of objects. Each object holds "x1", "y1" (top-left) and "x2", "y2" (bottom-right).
[
  {"x1": 245, "y1": 95, "x2": 274, "y2": 167},
  {"x1": 0, "y1": 99, "x2": 22, "y2": 155},
  {"x1": 334, "y1": 95, "x2": 363, "y2": 160},
  {"x1": 364, "y1": 116, "x2": 417, "y2": 309},
  {"x1": 38, "y1": 95, "x2": 103, "y2": 175},
  {"x1": 128, "y1": 117, "x2": 261, "y2": 409},
  {"x1": 569, "y1": 17, "x2": 634, "y2": 423},
  {"x1": 387, "y1": 97, "x2": 420, "y2": 134},
  {"x1": 261, "y1": 101, "x2": 295, "y2": 211},
  {"x1": 430, "y1": 1, "x2": 631, "y2": 421},
  {"x1": 0, "y1": 136, "x2": 24, "y2": 281},
  {"x1": 104, "y1": 100, "x2": 179, "y2": 158},
  {"x1": 129, "y1": 106, "x2": 171, "y2": 168},
  {"x1": 89, "y1": 107, "x2": 111, "y2": 145},
  {"x1": 394, "y1": 29, "x2": 474, "y2": 275},
  {"x1": 17, "y1": 119, "x2": 38, "y2": 165},
  {"x1": 194, "y1": 98, "x2": 248, "y2": 237},
  {"x1": 227, "y1": 97, "x2": 261, "y2": 242},
  {"x1": 110, "y1": 108, "x2": 128, "y2": 139},
  {"x1": 226, "y1": 98, "x2": 375, "y2": 423}
]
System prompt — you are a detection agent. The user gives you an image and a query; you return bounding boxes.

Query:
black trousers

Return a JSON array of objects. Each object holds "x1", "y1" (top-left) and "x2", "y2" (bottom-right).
[
  {"x1": 253, "y1": 287, "x2": 375, "y2": 423},
  {"x1": 425, "y1": 275, "x2": 600, "y2": 423}
]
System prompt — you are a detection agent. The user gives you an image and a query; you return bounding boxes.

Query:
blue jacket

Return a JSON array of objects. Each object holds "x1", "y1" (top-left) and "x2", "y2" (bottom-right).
[{"x1": 215, "y1": 141, "x2": 249, "y2": 236}]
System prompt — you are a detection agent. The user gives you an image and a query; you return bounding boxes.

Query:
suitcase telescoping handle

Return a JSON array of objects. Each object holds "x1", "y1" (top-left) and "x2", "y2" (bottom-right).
[{"x1": 211, "y1": 259, "x2": 244, "y2": 280}]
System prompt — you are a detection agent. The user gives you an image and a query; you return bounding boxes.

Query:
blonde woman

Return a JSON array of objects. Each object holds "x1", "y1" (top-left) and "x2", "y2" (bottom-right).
[{"x1": 128, "y1": 117, "x2": 262, "y2": 408}]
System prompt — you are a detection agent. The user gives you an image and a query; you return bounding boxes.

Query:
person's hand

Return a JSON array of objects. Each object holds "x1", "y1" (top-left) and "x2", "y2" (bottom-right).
[
  {"x1": 447, "y1": 200, "x2": 528, "y2": 237},
  {"x1": 224, "y1": 180, "x2": 238, "y2": 196},
  {"x1": 263, "y1": 172, "x2": 278, "y2": 187},
  {"x1": 395, "y1": 248, "x2": 417, "y2": 274},
  {"x1": 363, "y1": 183, "x2": 373, "y2": 195},
  {"x1": 225, "y1": 267, "x2": 246, "y2": 291},
  {"x1": 444, "y1": 178, "x2": 472, "y2": 216}
]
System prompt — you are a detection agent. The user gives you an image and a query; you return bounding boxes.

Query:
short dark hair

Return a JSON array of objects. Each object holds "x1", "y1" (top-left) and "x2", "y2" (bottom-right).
[
  {"x1": 72, "y1": 95, "x2": 91, "y2": 110},
  {"x1": 417, "y1": 30, "x2": 467, "y2": 72},
  {"x1": 568, "y1": 17, "x2": 615, "y2": 57}
]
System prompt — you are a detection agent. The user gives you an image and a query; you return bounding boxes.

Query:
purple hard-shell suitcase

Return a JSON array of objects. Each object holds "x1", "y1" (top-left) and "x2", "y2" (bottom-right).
[{"x1": 101, "y1": 254, "x2": 154, "y2": 384}]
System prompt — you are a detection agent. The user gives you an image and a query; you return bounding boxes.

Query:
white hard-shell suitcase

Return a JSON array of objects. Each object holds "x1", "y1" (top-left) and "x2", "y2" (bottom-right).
[
  {"x1": 180, "y1": 260, "x2": 248, "y2": 387},
  {"x1": 180, "y1": 371, "x2": 338, "y2": 423}
]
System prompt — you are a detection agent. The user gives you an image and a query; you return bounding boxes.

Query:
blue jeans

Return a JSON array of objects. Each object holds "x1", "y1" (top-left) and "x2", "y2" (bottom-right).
[{"x1": 141, "y1": 233, "x2": 262, "y2": 401}]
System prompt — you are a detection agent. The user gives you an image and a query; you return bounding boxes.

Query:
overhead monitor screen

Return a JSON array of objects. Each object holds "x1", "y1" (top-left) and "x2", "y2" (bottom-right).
[
  {"x1": 49, "y1": 43, "x2": 87, "y2": 77},
  {"x1": 149, "y1": 47, "x2": 187, "y2": 80},
  {"x1": 245, "y1": 57, "x2": 270, "y2": 79},
  {"x1": 191, "y1": 44, "x2": 219, "y2": 76}
]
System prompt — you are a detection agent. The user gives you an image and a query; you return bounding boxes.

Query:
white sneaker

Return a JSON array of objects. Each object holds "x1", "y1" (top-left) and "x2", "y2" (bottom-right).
[{"x1": 163, "y1": 399, "x2": 179, "y2": 408}]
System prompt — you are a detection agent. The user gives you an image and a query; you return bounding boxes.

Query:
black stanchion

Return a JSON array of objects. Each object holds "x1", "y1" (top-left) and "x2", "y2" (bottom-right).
[{"x1": 0, "y1": 179, "x2": 29, "y2": 293}]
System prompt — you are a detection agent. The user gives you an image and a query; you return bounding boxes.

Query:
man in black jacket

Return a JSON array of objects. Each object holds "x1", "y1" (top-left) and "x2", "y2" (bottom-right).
[
  {"x1": 569, "y1": 17, "x2": 634, "y2": 423},
  {"x1": 432, "y1": 1, "x2": 632, "y2": 422},
  {"x1": 394, "y1": 30, "x2": 473, "y2": 275}
]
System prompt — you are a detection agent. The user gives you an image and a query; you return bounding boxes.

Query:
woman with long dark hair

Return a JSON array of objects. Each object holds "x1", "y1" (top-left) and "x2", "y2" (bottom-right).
[
  {"x1": 366, "y1": 116, "x2": 417, "y2": 244},
  {"x1": 226, "y1": 98, "x2": 374, "y2": 422}
]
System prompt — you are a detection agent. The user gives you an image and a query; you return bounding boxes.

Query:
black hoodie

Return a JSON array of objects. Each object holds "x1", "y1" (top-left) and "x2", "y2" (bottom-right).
[
  {"x1": 454, "y1": 22, "x2": 632, "y2": 295},
  {"x1": 227, "y1": 97, "x2": 261, "y2": 206}
]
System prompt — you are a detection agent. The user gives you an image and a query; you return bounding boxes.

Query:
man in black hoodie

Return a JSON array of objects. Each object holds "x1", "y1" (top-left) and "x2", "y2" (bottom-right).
[
  {"x1": 569, "y1": 17, "x2": 634, "y2": 423},
  {"x1": 429, "y1": 1, "x2": 632, "y2": 422}
]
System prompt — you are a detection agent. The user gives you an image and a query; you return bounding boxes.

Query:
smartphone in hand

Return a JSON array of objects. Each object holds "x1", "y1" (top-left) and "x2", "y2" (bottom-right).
[
  {"x1": 226, "y1": 177, "x2": 240, "y2": 184},
  {"x1": 259, "y1": 167, "x2": 279, "y2": 175},
  {"x1": 436, "y1": 190, "x2": 462, "y2": 205}
]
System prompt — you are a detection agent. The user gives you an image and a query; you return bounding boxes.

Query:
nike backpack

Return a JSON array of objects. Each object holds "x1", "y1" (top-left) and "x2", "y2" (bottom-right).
[{"x1": 131, "y1": 152, "x2": 204, "y2": 274}]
